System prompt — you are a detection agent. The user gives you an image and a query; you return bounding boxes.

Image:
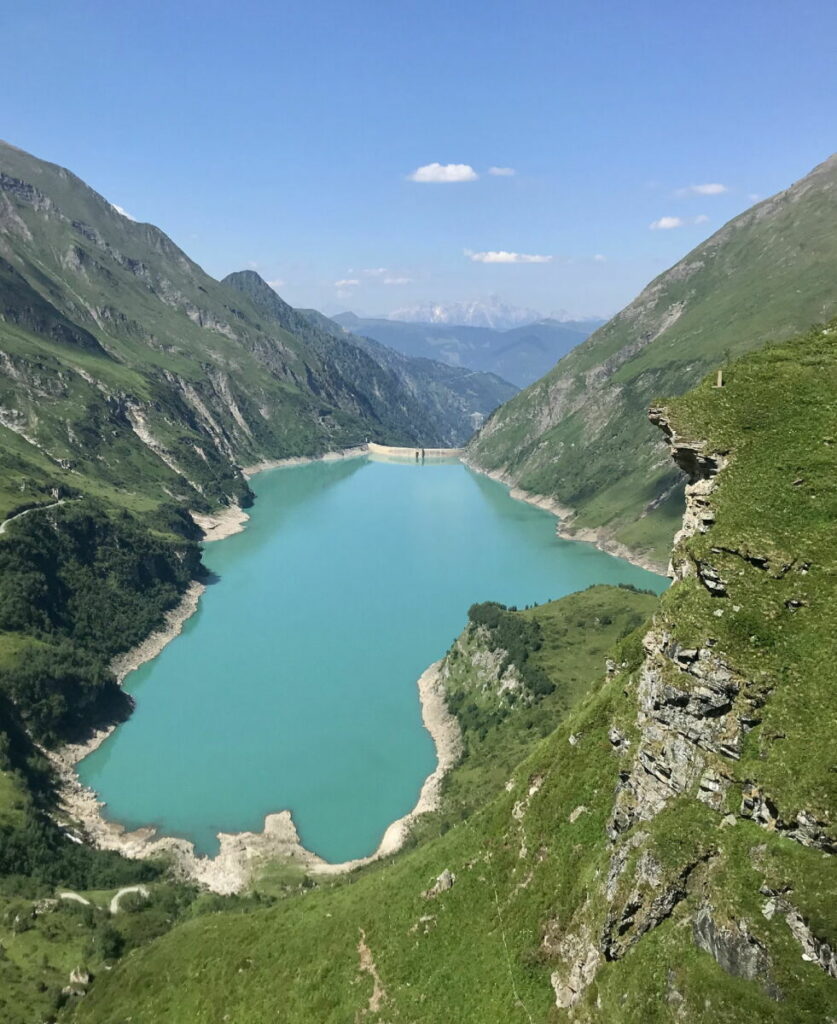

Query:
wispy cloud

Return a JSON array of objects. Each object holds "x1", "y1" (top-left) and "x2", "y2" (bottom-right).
[
  {"x1": 694, "y1": 214, "x2": 710, "y2": 225},
  {"x1": 383, "y1": 277, "x2": 412, "y2": 285},
  {"x1": 466, "y1": 249, "x2": 552, "y2": 264},
  {"x1": 593, "y1": 253, "x2": 607, "y2": 262},
  {"x1": 361, "y1": 267, "x2": 388, "y2": 277},
  {"x1": 649, "y1": 216, "x2": 684, "y2": 230},
  {"x1": 334, "y1": 278, "x2": 360, "y2": 288},
  {"x1": 111, "y1": 203, "x2": 136, "y2": 221},
  {"x1": 488, "y1": 166, "x2": 516, "y2": 176},
  {"x1": 408, "y1": 162, "x2": 478, "y2": 183},
  {"x1": 676, "y1": 183, "x2": 728, "y2": 197},
  {"x1": 748, "y1": 193, "x2": 760, "y2": 202},
  {"x1": 267, "y1": 278, "x2": 285, "y2": 290}
]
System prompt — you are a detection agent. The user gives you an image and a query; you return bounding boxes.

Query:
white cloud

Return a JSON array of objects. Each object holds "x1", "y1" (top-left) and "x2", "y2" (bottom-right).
[
  {"x1": 267, "y1": 278, "x2": 286, "y2": 290},
  {"x1": 111, "y1": 203, "x2": 136, "y2": 221},
  {"x1": 676, "y1": 183, "x2": 728, "y2": 197},
  {"x1": 361, "y1": 267, "x2": 388, "y2": 277},
  {"x1": 383, "y1": 277, "x2": 412, "y2": 285},
  {"x1": 408, "y1": 162, "x2": 478, "y2": 183},
  {"x1": 593, "y1": 253, "x2": 607, "y2": 262},
  {"x1": 693, "y1": 214, "x2": 709, "y2": 225},
  {"x1": 488, "y1": 166, "x2": 516, "y2": 176},
  {"x1": 334, "y1": 278, "x2": 360, "y2": 288},
  {"x1": 649, "y1": 216, "x2": 684, "y2": 230},
  {"x1": 466, "y1": 249, "x2": 552, "y2": 263}
]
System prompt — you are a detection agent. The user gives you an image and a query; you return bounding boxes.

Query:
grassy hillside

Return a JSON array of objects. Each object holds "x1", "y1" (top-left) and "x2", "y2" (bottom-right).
[
  {"x1": 467, "y1": 154, "x2": 837, "y2": 570},
  {"x1": 65, "y1": 324, "x2": 836, "y2": 1022},
  {"x1": 0, "y1": 141, "x2": 459, "y2": 523}
]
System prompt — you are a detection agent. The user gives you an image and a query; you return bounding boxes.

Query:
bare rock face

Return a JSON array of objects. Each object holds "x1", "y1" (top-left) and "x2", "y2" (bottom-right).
[
  {"x1": 549, "y1": 920, "x2": 600, "y2": 1010},
  {"x1": 423, "y1": 868, "x2": 456, "y2": 899},
  {"x1": 692, "y1": 905, "x2": 780, "y2": 998}
]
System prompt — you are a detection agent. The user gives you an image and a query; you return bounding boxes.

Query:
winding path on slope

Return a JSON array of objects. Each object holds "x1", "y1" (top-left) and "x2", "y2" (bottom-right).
[{"x1": 0, "y1": 499, "x2": 67, "y2": 535}]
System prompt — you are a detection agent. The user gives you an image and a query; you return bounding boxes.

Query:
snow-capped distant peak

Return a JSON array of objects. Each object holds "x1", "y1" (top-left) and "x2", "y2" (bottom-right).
[{"x1": 389, "y1": 296, "x2": 543, "y2": 330}]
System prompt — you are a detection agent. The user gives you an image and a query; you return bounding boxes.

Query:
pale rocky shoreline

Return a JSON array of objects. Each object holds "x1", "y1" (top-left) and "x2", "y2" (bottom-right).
[
  {"x1": 461, "y1": 458, "x2": 667, "y2": 576},
  {"x1": 50, "y1": 661, "x2": 461, "y2": 894},
  {"x1": 241, "y1": 445, "x2": 369, "y2": 478},
  {"x1": 51, "y1": 451, "x2": 463, "y2": 894}
]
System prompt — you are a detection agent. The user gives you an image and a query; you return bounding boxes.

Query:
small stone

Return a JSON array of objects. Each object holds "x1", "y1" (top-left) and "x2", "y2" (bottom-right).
[
  {"x1": 569, "y1": 805, "x2": 587, "y2": 823},
  {"x1": 761, "y1": 899, "x2": 777, "y2": 921},
  {"x1": 568, "y1": 733, "x2": 578, "y2": 746},
  {"x1": 714, "y1": 609, "x2": 724, "y2": 617},
  {"x1": 719, "y1": 814, "x2": 737, "y2": 829}
]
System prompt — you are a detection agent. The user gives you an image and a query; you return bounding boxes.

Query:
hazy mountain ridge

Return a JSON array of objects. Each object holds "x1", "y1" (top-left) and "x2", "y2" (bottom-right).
[
  {"x1": 219, "y1": 271, "x2": 517, "y2": 445},
  {"x1": 467, "y1": 153, "x2": 837, "y2": 569},
  {"x1": 333, "y1": 311, "x2": 600, "y2": 386},
  {"x1": 388, "y1": 296, "x2": 544, "y2": 329},
  {"x1": 299, "y1": 306, "x2": 518, "y2": 441}
]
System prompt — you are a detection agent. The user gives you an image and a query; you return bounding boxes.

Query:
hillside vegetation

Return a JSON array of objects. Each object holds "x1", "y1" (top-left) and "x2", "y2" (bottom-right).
[
  {"x1": 0, "y1": 140, "x2": 490, "y2": 525},
  {"x1": 65, "y1": 325, "x2": 836, "y2": 1022},
  {"x1": 467, "y1": 154, "x2": 837, "y2": 569}
]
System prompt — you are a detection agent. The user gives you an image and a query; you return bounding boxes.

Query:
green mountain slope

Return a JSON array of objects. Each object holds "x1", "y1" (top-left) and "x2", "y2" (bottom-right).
[
  {"x1": 467, "y1": 154, "x2": 837, "y2": 570},
  {"x1": 223, "y1": 271, "x2": 517, "y2": 445},
  {"x1": 68, "y1": 324, "x2": 837, "y2": 1023},
  {"x1": 0, "y1": 141, "x2": 455, "y2": 522},
  {"x1": 298, "y1": 305, "x2": 519, "y2": 443}
]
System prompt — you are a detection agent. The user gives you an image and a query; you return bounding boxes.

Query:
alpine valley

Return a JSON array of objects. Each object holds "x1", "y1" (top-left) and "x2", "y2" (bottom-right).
[{"x1": 0, "y1": 137, "x2": 834, "y2": 1024}]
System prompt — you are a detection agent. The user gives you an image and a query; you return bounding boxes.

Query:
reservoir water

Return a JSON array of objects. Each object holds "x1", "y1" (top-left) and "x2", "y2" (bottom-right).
[{"x1": 79, "y1": 456, "x2": 666, "y2": 862}]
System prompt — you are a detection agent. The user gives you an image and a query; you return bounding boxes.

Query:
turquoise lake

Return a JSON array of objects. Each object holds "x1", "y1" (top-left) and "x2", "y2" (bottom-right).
[{"x1": 79, "y1": 456, "x2": 666, "y2": 863}]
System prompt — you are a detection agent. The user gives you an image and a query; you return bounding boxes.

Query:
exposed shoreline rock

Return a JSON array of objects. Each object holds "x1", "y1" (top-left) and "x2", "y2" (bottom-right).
[
  {"x1": 241, "y1": 444, "x2": 369, "y2": 477},
  {"x1": 51, "y1": 657, "x2": 461, "y2": 893},
  {"x1": 461, "y1": 458, "x2": 667, "y2": 575}
]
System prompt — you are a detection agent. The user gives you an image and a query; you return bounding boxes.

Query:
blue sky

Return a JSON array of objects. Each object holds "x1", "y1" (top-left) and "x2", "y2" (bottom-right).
[{"x1": 5, "y1": 0, "x2": 837, "y2": 318}]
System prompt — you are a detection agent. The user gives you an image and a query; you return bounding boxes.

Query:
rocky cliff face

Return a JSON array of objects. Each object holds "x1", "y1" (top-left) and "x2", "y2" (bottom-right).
[{"x1": 547, "y1": 332, "x2": 837, "y2": 1013}]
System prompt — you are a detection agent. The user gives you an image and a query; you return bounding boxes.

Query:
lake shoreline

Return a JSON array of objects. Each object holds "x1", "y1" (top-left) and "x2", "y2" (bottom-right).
[
  {"x1": 49, "y1": 660, "x2": 461, "y2": 894},
  {"x1": 52, "y1": 446, "x2": 463, "y2": 893},
  {"x1": 461, "y1": 458, "x2": 667, "y2": 576}
]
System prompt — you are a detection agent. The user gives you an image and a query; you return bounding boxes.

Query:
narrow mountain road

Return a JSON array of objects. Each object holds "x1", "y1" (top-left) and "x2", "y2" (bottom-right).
[
  {"x1": 58, "y1": 892, "x2": 91, "y2": 906},
  {"x1": 109, "y1": 885, "x2": 150, "y2": 915},
  {"x1": 0, "y1": 498, "x2": 66, "y2": 535}
]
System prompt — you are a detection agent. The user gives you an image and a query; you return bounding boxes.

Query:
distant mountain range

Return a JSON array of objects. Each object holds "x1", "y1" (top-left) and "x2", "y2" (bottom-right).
[
  {"x1": 221, "y1": 272, "x2": 517, "y2": 444},
  {"x1": 332, "y1": 313, "x2": 603, "y2": 387},
  {"x1": 386, "y1": 295, "x2": 602, "y2": 331},
  {"x1": 388, "y1": 297, "x2": 543, "y2": 330}
]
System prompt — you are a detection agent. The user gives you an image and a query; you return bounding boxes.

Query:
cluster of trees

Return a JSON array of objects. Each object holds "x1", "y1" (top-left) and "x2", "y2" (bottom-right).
[
  {"x1": 0, "y1": 499, "x2": 201, "y2": 746},
  {"x1": 467, "y1": 601, "x2": 556, "y2": 698},
  {"x1": 0, "y1": 497, "x2": 204, "y2": 893}
]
